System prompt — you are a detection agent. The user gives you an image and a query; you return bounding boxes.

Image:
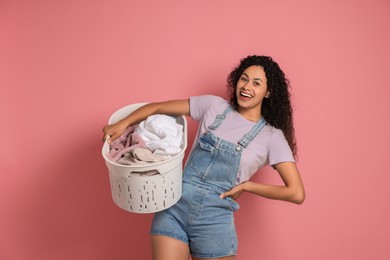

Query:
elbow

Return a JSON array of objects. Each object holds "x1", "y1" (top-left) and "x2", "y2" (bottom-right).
[{"x1": 292, "y1": 190, "x2": 305, "y2": 205}]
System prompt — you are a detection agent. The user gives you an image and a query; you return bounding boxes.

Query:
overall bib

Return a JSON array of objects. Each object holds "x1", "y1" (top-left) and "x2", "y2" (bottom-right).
[{"x1": 151, "y1": 105, "x2": 266, "y2": 258}]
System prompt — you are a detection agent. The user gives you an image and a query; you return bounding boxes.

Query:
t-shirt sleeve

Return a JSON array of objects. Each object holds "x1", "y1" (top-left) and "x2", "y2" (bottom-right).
[
  {"x1": 189, "y1": 95, "x2": 225, "y2": 121},
  {"x1": 268, "y1": 129, "x2": 295, "y2": 166}
]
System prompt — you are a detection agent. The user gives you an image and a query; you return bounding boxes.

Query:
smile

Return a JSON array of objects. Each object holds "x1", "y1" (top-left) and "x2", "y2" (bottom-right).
[{"x1": 240, "y1": 92, "x2": 253, "y2": 98}]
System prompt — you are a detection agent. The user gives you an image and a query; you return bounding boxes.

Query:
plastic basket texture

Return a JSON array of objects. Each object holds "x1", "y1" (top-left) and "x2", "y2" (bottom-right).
[{"x1": 102, "y1": 103, "x2": 187, "y2": 213}]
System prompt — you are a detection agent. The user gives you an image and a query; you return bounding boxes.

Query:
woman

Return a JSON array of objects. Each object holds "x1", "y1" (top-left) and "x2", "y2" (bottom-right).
[{"x1": 102, "y1": 55, "x2": 305, "y2": 260}]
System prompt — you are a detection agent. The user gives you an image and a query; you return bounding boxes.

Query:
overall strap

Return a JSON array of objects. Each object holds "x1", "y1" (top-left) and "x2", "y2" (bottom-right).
[
  {"x1": 207, "y1": 105, "x2": 234, "y2": 130},
  {"x1": 207, "y1": 104, "x2": 267, "y2": 149},
  {"x1": 238, "y1": 117, "x2": 267, "y2": 149}
]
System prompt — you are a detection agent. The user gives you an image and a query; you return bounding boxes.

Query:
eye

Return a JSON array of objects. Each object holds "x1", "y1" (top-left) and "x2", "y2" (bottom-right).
[
  {"x1": 240, "y1": 76, "x2": 248, "y2": 82},
  {"x1": 254, "y1": 81, "x2": 261, "y2": 86}
]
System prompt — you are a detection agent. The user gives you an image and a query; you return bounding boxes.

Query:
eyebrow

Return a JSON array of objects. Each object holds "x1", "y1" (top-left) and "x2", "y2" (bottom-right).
[{"x1": 242, "y1": 72, "x2": 263, "y2": 82}]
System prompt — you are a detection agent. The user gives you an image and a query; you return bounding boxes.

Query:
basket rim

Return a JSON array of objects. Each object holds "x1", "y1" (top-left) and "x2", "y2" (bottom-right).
[{"x1": 102, "y1": 103, "x2": 188, "y2": 168}]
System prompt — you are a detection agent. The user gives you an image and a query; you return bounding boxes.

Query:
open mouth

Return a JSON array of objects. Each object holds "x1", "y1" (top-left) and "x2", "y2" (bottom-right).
[{"x1": 240, "y1": 92, "x2": 253, "y2": 98}]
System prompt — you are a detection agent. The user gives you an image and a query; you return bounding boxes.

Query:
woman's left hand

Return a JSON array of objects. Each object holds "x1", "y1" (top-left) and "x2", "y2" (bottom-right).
[{"x1": 220, "y1": 182, "x2": 247, "y2": 200}]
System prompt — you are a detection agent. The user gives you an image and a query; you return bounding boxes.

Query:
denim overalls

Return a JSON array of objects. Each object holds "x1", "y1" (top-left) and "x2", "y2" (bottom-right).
[{"x1": 151, "y1": 105, "x2": 266, "y2": 258}]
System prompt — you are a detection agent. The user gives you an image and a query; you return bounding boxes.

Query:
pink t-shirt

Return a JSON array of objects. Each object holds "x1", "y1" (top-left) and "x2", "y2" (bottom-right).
[{"x1": 189, "y1": 95, "x2": 295, "y2": 184}]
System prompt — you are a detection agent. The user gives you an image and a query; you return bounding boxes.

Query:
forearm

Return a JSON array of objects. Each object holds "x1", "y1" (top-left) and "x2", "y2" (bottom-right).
[
  {"x1": 220, "y1": 163, "x2": 305, "y2": 204},
  {"x1": 117, "y1": 99, "x2": 190, "y2": 128},
  {"x1": 243, "y1": 181, "x2": 305, "y2": 204},
  {"x1": 103, "y1": 99, "x2": 190, "y2": 143},
  {"x1": 116, "y1": 102, "x2": 161, "y2": 129}
]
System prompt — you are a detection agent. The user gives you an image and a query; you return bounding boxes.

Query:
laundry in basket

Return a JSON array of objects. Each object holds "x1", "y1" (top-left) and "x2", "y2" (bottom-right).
[
  {"x1": 102, "y1": 103, "x2": 187, "y2": 214},
  {"x1": 107, "y1": 114, "x2": 184, "y2": 165}
]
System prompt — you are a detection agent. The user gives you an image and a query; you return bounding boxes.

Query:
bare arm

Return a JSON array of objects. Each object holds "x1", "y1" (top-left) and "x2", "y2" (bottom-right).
[
  {"x1": 102, "y1": 99, "x2": 190, "y2": 143},
  {"x1": 220, "y1": 162, "x2": 305, "y2": 204}
]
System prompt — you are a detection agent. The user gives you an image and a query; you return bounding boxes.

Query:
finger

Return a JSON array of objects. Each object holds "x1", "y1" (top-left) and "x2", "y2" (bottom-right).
[
  {"x1": 220, "y1": 192, "x2": 228, "y2": 199},
  {"x1": 102, "y1": 133, "x2": 111, "y2": 143}
]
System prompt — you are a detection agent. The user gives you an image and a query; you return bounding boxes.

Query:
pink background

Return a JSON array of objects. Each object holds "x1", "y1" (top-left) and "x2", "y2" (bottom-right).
[{"x1": 1, "y1": 0, "x2": 389, "y2": 259}]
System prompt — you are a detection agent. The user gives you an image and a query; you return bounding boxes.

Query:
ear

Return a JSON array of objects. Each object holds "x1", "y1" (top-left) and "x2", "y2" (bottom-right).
[{"x1": 265, "y1": 91, "x2": 271, "y2": 98}]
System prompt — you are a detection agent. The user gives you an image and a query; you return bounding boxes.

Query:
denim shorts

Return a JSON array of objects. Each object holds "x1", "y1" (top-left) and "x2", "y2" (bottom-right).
[{"x1": 150, "y1": 181, "x2": 240, "y2": 258}]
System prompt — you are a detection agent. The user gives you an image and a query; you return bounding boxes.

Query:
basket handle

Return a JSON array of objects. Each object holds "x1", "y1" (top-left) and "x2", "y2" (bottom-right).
[{"x1": 128, "y1": 170, "x2": 160, "y2": 177}]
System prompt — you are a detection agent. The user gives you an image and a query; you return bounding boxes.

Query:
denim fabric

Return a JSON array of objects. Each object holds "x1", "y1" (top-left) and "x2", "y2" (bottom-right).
[{"x1": 151, "y1": 106, "x2": 266, "y2": 258}]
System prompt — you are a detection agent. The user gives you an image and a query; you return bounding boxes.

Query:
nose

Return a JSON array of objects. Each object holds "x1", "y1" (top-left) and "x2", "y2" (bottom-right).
[{"x1": 242, "y1": 81, "x2": 251, "y2": 89}]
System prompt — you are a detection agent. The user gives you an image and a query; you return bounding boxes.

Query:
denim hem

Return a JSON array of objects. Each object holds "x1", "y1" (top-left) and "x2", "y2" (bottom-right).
[
  {"x1": 191, "y1": 250, "x2": 236, "y2": 259},
  {"x1": 150, "y1": 231, "x2": 188, "y2": 245}
]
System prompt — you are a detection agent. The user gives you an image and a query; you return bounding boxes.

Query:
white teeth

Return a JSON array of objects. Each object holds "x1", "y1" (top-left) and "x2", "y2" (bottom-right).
[{"x1": 241, "y1": 92, "x2": 252, "y2": 98}]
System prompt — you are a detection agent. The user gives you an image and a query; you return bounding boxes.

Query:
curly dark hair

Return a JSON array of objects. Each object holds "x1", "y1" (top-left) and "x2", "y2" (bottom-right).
[{"x1": 227, "y1": 55, "x2": 297, "y2": 158}]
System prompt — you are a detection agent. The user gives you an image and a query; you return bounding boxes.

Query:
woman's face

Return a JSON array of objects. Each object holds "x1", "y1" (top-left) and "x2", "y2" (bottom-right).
[{"x1": 235, "y1": 65, "x2": 269, "y2": 119}]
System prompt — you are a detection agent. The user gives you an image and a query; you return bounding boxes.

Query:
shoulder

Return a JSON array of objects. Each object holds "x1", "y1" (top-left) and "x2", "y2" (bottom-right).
[
  {"x1": 263, "y1": 126, "x2": 288, "y2": 146},
  {"x1": 190, "y1": 95, "x2": 229, "y2": 120},
  {"x1": 265, "y1": 126, "x2": 295, "y2": 164},
  {"x1": 269, "y1": 126, "x2": 286, "y2": 140}
]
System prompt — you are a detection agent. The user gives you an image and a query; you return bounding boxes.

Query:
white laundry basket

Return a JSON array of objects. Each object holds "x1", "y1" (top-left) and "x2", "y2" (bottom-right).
[{"x1": 102, "y1": 103, "x2": 187, "y2": 213}]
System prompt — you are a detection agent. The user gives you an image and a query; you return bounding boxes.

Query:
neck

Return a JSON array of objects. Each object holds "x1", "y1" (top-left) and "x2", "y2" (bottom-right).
[{"x1": 237, "y1": 107, "x2": 261, "y2": 122}]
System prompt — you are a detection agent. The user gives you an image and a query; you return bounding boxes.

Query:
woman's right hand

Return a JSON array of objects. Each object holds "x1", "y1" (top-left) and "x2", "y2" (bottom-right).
[{"x1": 102, "y1": 121, "x2": 128, "y2": 144}]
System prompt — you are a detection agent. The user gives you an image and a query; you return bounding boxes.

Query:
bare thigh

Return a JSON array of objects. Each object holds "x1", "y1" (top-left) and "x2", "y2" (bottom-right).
[{"x1": 151, "y1": 235, "x2": 190, "y2": 260}]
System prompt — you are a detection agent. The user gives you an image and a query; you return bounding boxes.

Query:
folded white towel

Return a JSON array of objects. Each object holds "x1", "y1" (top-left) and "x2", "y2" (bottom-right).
[{"x1": 134, "y1": 114, "x2": 183, "y2": 156}]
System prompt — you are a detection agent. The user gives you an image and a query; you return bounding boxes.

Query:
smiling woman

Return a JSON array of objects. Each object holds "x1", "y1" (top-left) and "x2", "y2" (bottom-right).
[{"x1": 102, "y1": 55, "x2": 305, "y2": 260}]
